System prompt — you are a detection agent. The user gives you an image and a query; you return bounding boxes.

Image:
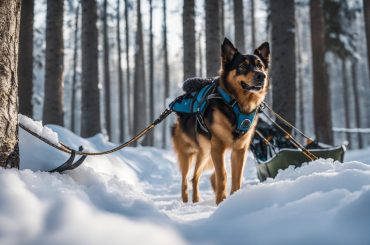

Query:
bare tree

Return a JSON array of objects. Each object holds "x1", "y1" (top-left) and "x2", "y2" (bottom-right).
[
  {"x1": 18, "y1": 0, "x2": 34, "y2": 117},
  {"x1": 43, "y1": 0, "x2": 64, "y2": 126},
  {"x1": 220, "y1": 0, "x2": 224, "y2": 39},
  {"x1": 0, "y1": 0, "x2": 21, "y2": 168},
  {"x1": 117, "y1": 0, "x2": 125, "y2": 142},
  {"x1": 162, "y1": 0, "x2": 170, "y2": 147},
  {"x1": 81, "y1": 0, "x2": 101, "y2": 137},
  {"x1": 270, "y1": 0, "x2": 296, "y2": 128},
  {"x1": 351, "y1": 60, "x2": 364, "y2": 148},
  {"x1": 103, "y1": 0, "x2": 112, "y2": 140},
  {"x1": 233, "y1": 0, "x2": 245, "y2": 53},
  {"x1": 310, "y1": 0, "x2": 333, "y2": 144},
  {"x1": 71, "y1": 3, "x2": 80, "y2": 133},
  {"x1": 124, "y1": 0, "x2": 132, "y2": 137},
  {"x1": 133, "y1": 0, "x2": 147, "y2": 143},
  {"x1": 205, "y1": 0, "x2": 220, "y2": 76},
  {"x1": 198, "y1": 33, "x2": 204, "y2": 77},
  {"x1": 183, "y1": 0, "x2": 196, "y2": 80}
]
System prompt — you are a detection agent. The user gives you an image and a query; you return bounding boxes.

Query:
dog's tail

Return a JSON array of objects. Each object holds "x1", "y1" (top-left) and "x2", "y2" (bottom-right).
[{"x1": 182, "y1": 77, "x2": 214, "y2": 93}]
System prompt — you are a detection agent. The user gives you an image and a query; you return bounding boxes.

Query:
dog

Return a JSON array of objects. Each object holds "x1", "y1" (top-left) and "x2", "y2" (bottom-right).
[{"x1": 172, "y1": 38, "x2": 270, "y2": 205}]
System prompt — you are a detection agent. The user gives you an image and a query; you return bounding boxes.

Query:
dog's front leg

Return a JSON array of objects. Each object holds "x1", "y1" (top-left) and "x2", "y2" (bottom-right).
[
  {"x1": 230, "y1": 147, "x2": 247, "y2": 194},
  {"x1": 211, "y1": 138, "x2": 227, "y2": 205}
]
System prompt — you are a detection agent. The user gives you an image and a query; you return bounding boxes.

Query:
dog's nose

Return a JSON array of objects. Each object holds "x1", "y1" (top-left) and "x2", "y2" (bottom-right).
[{"x1": 255, "y1": 72, "x2": 266, "y2": 83}]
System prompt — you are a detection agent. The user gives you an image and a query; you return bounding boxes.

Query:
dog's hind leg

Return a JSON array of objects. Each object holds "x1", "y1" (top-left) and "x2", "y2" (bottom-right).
[{"x1": 210, "y1": 171, "x2": 216, "y2": 193}]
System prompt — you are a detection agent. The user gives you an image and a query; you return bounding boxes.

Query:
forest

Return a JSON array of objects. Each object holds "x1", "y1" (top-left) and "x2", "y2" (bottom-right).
[
  {"x1": 1, "y1": 0, "x2": 370, "y2": 244},
  {"x1": 2, "y1": 0, "x2": 370, "y2": 165}
]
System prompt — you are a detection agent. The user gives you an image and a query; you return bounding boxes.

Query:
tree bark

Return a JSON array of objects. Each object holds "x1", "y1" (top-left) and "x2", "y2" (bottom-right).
[
  {"x1": 364, "y1": 0, "x2": 370, "y2": 84},
  {"x1": 124, "y1": 0, "x2": 132, "y2": 137},
  {"x1": 351, "y1": 60, "x2": 363, "y2": 148},
  {"x1": 270, "y1": 0, "x2": 296, "y2": 129},
  {"x1": 341, "y1": 59, "x2": 351, "y2": 147},
  {"x1": 205, "y1": 0, "x2": 220, "y2": 76},
  {"x1": 117, "y1": 0, "x2": 125, "y2": 142},
  {"x1": 183, "y1": 0, "x2": 196, "y2": 80},
  {"x1": 18, "y1": 0, "x2": 34, "y2": 118},
  {"x1": 0, "y1": 0, "x2": 21, "y2": 168},
  {"x1": 162, "y1": 0, "x2": 170, "y2": 148},
  {"x1": 43, "y1": 0, "x2": 64, "y2": 126},
  {"x1": 233, "y1": 0, "x2": 245, "y2": 53},
  {"x1": 71, "y1": 3, "x2": 80, "y2": 133},
  {"x1": 103, "y1": 0, "x2": 112, "y2": 140},
  {"x1": 133, "y1": 0, "x2": 147, "y2": 143},
  {"x1": 309, "y1": 0, "x2": 333, "y2": 144},
  {"x1": 147, "y1": 0, "x2": 155, "y2": 146},
  {"x1": 81, "y1": 0, "x2": 101, "y2": 137},
  {"x1": 250, "y1": 0, "x2": 256, "y2": 49}
]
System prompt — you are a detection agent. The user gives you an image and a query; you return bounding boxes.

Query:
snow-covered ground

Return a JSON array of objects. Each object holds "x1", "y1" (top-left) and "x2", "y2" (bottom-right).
[{"x1": 1, "y1": 116, "x2": 370, "y2": 244}]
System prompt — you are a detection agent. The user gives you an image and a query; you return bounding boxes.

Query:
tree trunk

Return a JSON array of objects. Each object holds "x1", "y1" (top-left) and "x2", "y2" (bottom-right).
[
  {"x1": 233, "y1": 0, "x2": 245, "y2": 53},
  {"x1": 270, "y1": 0, "x2": 296, "y2": 129},
  {"x1": 0, "y1": 0, "x2": 21, "y2": 168},
  {"x1": 296, "y1": 25, "x2": 305, "y2": 136},
  {"x1": 162, "y1": 0, "x2": 170, "y2": 148},
  {"x1": 124, "y1": 0, "x2": 132, "y2": 137},
  {"x1": 71, "y1": 3, "x2": 80, "y2": 133},
  {"x1": 198, "y1": 33, "x2": 204, "y2": 77},
  {"x1": 341, "y1": 59, "x2": 351, "y2": 147},
  {"x1": 220, "y1": 0, "x2": 224, "y2": 40},
  {"x1": 205, "y1": 0, "x2": 220, "y2": 76},
  {"x1": 183, "y1": 0, "x2": 196, "y2": 80},
  {"x1": 103, "y1": 0, "x2": 111, "y2": 140},
  {"x1": 147, "y1": 0, "x2": 155, "y2": 146},
  {"x1": 351, "y1": 60, "x2": 364, "y2": 148},
  {"x1": 81, "y1": 0, "x2": 101, "y2": 137},
  {"x1": 18, "y1": 0, "x2": 34, "y2": 118},
  {"x1": 133, "y1": 0, "x2": 147, "y2": 143},
  {"x1": 250, "y1": 0, "x2": 256, "y2": 49},
  {"x1": 43, "y1": 0, "x2": 64, "y2": 126},
  {"x1": 364, "y1": 0, "x2": 370, "y2": 84},
  {"x1": 309, "y1": 0, "x2": 333, "y2": 144},
  {"x1": 117, "y1": 0, "x2": 125, "y2": 142}
]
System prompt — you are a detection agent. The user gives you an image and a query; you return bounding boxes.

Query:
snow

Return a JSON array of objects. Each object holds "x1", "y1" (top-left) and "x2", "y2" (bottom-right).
[{"x1": 1, "y1": 117, "x2": 370, "y2": 244}]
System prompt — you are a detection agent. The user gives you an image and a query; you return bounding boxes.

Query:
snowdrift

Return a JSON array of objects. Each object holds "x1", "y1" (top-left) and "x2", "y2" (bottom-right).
[{"x1": 0, "y1": 116, "x2": 369, "y2": 244}]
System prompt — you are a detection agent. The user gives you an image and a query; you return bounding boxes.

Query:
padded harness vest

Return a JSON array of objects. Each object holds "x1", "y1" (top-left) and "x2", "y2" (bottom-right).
[{"x1": 169, "y1": 79, "x2": 258, "y2": 138}]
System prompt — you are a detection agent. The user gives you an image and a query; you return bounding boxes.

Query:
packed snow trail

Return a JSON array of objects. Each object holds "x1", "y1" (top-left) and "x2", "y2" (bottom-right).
[{"x1": 1, "y1": 117, "x2": 369, "y2": 244}]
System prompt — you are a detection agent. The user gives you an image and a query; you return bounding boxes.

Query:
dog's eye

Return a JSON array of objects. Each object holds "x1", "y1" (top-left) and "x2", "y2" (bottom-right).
[{"x1": 256, "y1": 60, "x2": 263, "y2": 69}]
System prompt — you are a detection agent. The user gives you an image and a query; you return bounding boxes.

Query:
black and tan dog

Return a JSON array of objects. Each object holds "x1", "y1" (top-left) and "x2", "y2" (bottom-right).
[{"x1": 172, "y1": 38, "x2": 270, "y2": 205}]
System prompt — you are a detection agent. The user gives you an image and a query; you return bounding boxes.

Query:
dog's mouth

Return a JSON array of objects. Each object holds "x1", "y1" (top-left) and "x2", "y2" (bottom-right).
[{"x1": 240, "y1": 81, "x2": 263, "y2": 91}]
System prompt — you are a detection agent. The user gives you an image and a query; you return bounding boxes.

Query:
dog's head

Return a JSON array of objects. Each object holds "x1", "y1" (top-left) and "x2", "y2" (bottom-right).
[{"x1": 220, "y1": 38, "x2": 270, "y2": 111}]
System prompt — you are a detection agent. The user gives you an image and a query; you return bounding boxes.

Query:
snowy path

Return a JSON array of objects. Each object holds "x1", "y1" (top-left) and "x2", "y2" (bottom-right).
[{"x1": 2, "y1": 119, "x2": 369, "y2": 244}]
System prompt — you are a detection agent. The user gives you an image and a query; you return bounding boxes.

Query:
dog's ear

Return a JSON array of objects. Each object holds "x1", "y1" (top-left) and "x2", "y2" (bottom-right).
[
  {"x1": 222, "y1": 38, "x2": 238, "y2": 64},
  {"x1": 254, "y1": 42, "x2": 270, "y2": 68}
]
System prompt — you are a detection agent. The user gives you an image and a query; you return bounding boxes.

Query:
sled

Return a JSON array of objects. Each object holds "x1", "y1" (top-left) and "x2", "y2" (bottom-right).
[
  {"x1": 251, "y1": 116, "x2": 346, "y2": 182},
  {"x1": 254, "y1": 144, "x2": 346, "y2": 181}
]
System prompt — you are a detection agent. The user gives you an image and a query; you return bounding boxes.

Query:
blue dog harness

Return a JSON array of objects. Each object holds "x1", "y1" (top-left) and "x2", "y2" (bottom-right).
[{"x1": 169, "y1": 79, "x2": 258, "y2": 137}]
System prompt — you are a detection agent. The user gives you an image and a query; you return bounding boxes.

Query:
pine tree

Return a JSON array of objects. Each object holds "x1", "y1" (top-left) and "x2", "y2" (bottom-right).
[
  {"x1": 71, "y1": 3, "x2": 80, "y2": 133},
  {"x1": 310, "y1": 0, "x2": 333, "y2": 144},
  {"x1": 183, "y1": 0, "x2": 196, "y2": 80},
  {"x1": 162, "y1": 0, "x2": 170, "y2": 147},
  {"x1": 117, "y1": 0, "x2": 125, "y2": 142},
  {"x1": 133, "y1": 0, "x2": 147, "y2": 143},
  {"x1": 43, "y1": 0, "x2": 64, "y2": 126},
  {"x1": 270, "y1": 0, "x2": 296, "y2": 129},
  {"x1": 18, "y1": 0, "x2": 34, "y2": 117},
  {"x1": 205, "y1": 0, "x2": 220, "y2": 76},
  {"x1": 103, "y1": 0, "x2": 112, "y2": 140},
  {"x1": 81, "y1": 0, "x2": 101, "y2": 137},
  {"x1": 233, "y1": 0, "x2": 245, "y2": 53},
  {"x1": 0, "y1": 0, "x2": 21, "y2": 168}
]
